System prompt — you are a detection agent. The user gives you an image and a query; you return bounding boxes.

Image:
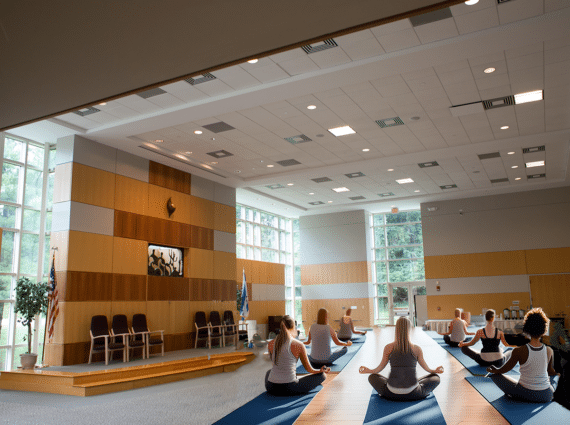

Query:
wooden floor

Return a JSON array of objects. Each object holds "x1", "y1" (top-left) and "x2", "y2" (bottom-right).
[{"x1": 295, "y1": 327, "x2": 508, "y2": 425}]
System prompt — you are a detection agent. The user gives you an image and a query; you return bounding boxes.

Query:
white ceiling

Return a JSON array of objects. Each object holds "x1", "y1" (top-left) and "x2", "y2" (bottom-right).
[{"x1": 7, "y1": 0, "x2": 570, "y2": 218}]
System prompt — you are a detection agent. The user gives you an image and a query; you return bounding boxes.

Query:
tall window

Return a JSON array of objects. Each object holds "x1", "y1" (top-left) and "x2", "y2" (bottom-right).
[
  {"x1": 236, "y1": 206, "x2": 296, "y2": 318},
  {"x1": 372, "y1": 210, "x2": 425, "y2": 325},
  {"x1": 0, "y1": 134, "x2": 54, "y2": 370}
]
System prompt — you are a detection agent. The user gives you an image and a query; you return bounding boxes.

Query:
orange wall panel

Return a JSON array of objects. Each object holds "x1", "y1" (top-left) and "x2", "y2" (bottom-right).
[
  {"x1": 214, "y1": 203, "x2": 236, "y2": 233},
  {"x1": 301, "y1": 262, "x2": 368, "y2": 285},
  {"x1": 71, "y1": 163, "x2": 115, "y2": 209},
  {"x1": 214, "y1": 251, "x2": 237, "y2": 281},
  {"x1": 526, "y1": 247, "x2": 570, "y2": 275},
  {"x1": 114, "y1": 175, "x2": 149, "y2": 216},
  {"x1": 112, "y1": 237, "x2": 147, "y2": 275},
  {"x1": 186, "y1": 248, "x2": 214, "y2": 279},
  {"x1": 67, "y1": 231, "x2": 114, "y2": 273}
]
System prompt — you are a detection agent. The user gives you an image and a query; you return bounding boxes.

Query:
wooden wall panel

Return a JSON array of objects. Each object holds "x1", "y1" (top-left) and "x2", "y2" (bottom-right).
[
  {"x1": 112, "y1": 274, "x2": 147, "y2": 301},
  {"x1": 301, "y1": 261, "x2": 369, "y2": 285},
  {"x1": 67, "y1": 231, "x2": 114, "y2": 273},
  {"x1": 60, "y1": 301, "x2": 112, "y2": 344},
  {"x1": 190, "y1": 226, "x2": 213, "y2": 250},
  {"x1": 424, "y1": 250, "x2": 528, "y2": 279},
  {"x1": 190, "y1": 196, "x2": 215, "y2": 229},
  {"x1": 71, "y1": 163, "x2": 116, "y2": 209},
  {"x1": 530, "y1": 274, "x2": 570, "y2": 328},
  {"x1": 62, "y1": 271, "x2": 113, "y2": 301},
  {"x1": 114, "y1": 174, "x2": 149, "y2": 216},
  {"x1": 147, "y1": 275, "x2": 170, "y2": 301},
  {"x1": 246, "y1": 300, "x2": 286, "y2": 324},
  {"x1": 301, "y1": 298, "x2": 373, "y2": 330},
  {"x1": 170, "y1": 301, "x2": 191, "y2": 334},
  {"x1": 149, "y1": 161, "x2": 192, "y2": 195},
  {"x1": 110, "y1": 301, "x2": 147, "y2": 321},
  {"x1": 51, "y1": 231, "x2": 70, "y2": 272},
  {"x1": 146, "y1": 301, "x2": 172, "y2": 334},
  {"x1": 112, "y1": 237, "x2": 147, "y2": 275},
  {"x1": 426, "y1": 292, "x2": 531, "y2": 320},
  {"x1": 114, "y1": 210, "x2": 147, "y2": 241},
  {"x1": 213, "y1": 203, "x2": 236, "y2": 233},
  {"x1": 169, "y1": 277, "x2": 190, "y2": 301},
  {"x1": 53, "y1": 162, "x2": 72, "y2": 203},
  {"x1": 214, "y1": 251, "x2": 237, "y2": 281},
  {"x1": 187, "y1": 248, "x2": 214, "y2": 279},
  {"x1": 526, "y1": 247, "x2": 570, "y2": 275},
  {"x1": 147, "y1": 184, "x2": 192, "y2": 223}
]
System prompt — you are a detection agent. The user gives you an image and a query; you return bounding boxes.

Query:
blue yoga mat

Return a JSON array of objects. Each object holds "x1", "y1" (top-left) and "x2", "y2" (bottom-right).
[
  {"x1": 212, "y1": 386, "x2": 321, "y2": 425},
  {"x1": 425, "y1": 330, "x2": 519, "y2": 376},
  {"x1": 296, "y1": 334, "x2": 366, "y2": 373},
  {"x1": 465, "y1": 376, "x2": 570, "y2": 424},
  {"x1": 363, "y1": 391, "x2": 446, "y2": 425}
]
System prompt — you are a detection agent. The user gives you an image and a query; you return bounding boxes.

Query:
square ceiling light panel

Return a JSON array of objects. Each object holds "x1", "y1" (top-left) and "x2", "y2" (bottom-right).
[
  {"x1": 514, "y1": 90, "x2": 543, "y2": 104},
  {"x1": 376, "y1": 117, "x2": 404, "y2": 128},
  {"x1": 206, "y1": 150, "x2": 233, "y2": 158},
  {"x1": 396, "y1": 178, "x2": 414, "y2": 184},
  {"x1": 332, "y1": 187, "x2": 350, "y2": 193},
  {"x1": 202, "y1": 121, "x2": 235, "y2": 133},
  {"x1": 284, "y1": 135, "x2": 312, "y2": 144},
  {"x1": 276, "y1": 159, "x2": 302, "y2": 166},
  {"x1": 328, "y1": 126, "x2": 355, "y2": 137},
  {"x1": 185, "y1": 73, "x2": 217, "y2": 85}
]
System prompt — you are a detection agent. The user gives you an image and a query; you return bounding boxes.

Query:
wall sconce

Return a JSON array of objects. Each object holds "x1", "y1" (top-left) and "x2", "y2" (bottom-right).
[
  {"x1": 167, "y1": 197, "x2": 176, "y2": 217},
  {"x1": 436, "y1": 281, "x2": 440, "y2": 291}
]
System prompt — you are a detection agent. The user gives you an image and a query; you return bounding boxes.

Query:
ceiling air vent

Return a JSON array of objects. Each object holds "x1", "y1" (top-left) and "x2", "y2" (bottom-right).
[
  {"x1": 345, "y1": 172, "x2": 365, "y2": 178},
  {"x1": 285, "y1": 134, "x2": 312, "y2": 144},
  {"x1": 478, "y1": 152, "x2": 501, "y2": 160},
  {"x1": 378, "y1": 192, "x2": 395, "y2": 197},
  {"x1": 482, "y1": 95, "x2": 515, "y2": 110},
  {"x1": 202, "y1": 121, "x2": 235, "y2": 133},
  {"x1": 497, "y1": 0, "x2": 514, "y2": 3},
  {"x1": 376, "y1": 117, "x2": 404, "y2": 128},
  {"x1": 312, "y1": 177, "x2": 332, "y2": 183},
  {"x1": 206, "y1": 150, "x2": 233, "y2": 158},
  {"x1": 137, "y1": 88, "x2": 167, "y2": 99},
  {"x1": 527, "y1": 173, "x2": 546, "y2": 179},
  {"x1": 349, "y1": 196, "x2": 366, "y2": 201},
  {"x1": 440, "y1": 184, "x2": 458, "y2": 190},
  {"x1": 301, "y1": 39, "x2": 337, "y2": 54},
  {"x1": 490, "y1": 178, "x2": 509, "y2": 184},
  {"x1": 276, "y1": 159, "x2": 301, "y2": 167},
  {"x1": 309, "y1": 201, "x2": 325, "y2": 205},
  {"x1": 185, "y1": 73, "x2": 216, "y2": 85},
  {"x1": 522, "y1": 146, "x2": 545, "y2": 154},
  {"x1": 418, "y1": 161, "x2": 439, "y2": 168},
  {"x1": 266, "y1": 184, "x2": 285, "y2": 189},
  {"x1": 410, "y1": 7, "x2": 452, "y2": 26},
  {"x1": 73, "y1": 107, "x2": 100, "y2": 117}
]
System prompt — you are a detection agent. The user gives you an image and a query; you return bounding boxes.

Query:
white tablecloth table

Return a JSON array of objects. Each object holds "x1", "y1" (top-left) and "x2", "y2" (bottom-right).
[{"x1": 424, "y1": 319, "x2": 524, "y2": 333}]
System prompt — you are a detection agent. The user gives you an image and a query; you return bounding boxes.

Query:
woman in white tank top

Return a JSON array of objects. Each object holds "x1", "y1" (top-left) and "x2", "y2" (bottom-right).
[
  {"x1": 304, "y1": 308, "x2": 352, "y2": 366},
  {"x1": 266, "y1": 315, "x2": 330, "y2": 396},
  {"x1": 486, "y1": 308, "x2": 560, "y2": 403}
]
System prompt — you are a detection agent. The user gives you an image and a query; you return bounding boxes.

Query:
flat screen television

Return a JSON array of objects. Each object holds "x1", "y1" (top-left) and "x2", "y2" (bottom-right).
[{"x1": 148, "y1": 244, "x2": 184, "y2": 277}]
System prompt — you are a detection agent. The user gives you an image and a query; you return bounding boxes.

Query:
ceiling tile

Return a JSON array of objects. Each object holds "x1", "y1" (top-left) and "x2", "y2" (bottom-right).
[
  {"x1": 498, "y1": 0, "x2": 543, "y2": 25},
  {"x1": 160, "y1": 81, "x2": 210, "y2": 103},
  {"x1": 339, "y1": 37, "x2": 385, "y2": 61},
  {"x1": 308, "y1": 47, "x2": 352, "y2": 69},
  {"x1": 213, "y1": 66, "x2": 262, "y2": 90},
  {"x1": 414, "y1": 18, "x2": 459, "y2": 44},
  {"x1": 278, "y1": 56, "x2": 320, "y2": 76},
  {"x1": 375, "y1": 28, "x2": 421, "y2": 53},
  {"x1": 370, "y1": 18, "x2": 412, "y2": 37},
  {"x1": 194, "y1": 79, "x2": 235, "y2": 97},
  {"x1": 246, "y1": 63, "x2": 290, "y2": 83},
  {"x1": 454, "y1": 7, "x2": 500, "y2": 34}
]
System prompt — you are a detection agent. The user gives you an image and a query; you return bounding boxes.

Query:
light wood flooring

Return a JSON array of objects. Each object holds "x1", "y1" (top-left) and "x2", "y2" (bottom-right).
[{"x1": 295, "y1": 326, "x2": 508, "y2": 425}]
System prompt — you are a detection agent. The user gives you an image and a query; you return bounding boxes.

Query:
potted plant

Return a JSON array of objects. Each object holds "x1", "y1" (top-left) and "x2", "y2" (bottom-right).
[{"x1": 14, "y1": 277, "x2": 49, "y2": 369}]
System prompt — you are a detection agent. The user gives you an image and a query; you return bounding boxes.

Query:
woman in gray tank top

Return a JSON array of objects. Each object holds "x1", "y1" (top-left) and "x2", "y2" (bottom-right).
[
  {"x1": 337, "y1": 308, "x2": 367, "y2": 341},
  {"x1": 304, "y1": 308, "x2": 352, "y2": 366},
  {"x1": 360, "y1": 317, "x2": 444, "y2": 400}
]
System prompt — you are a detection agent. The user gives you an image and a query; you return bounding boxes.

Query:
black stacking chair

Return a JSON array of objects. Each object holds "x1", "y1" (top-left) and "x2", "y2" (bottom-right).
[
  {"x1": 89, "y1": 315, "x2": 126, "y2": 365},
  {"x1": 224, "y1": 310, "x2": 248, "y2": 343},
  {"x1": 194, "y1": 311, "x2": 211, "y2": 349},
  {"x1": 111, "y1": 314, "x2": 141, "y2": 362},
  {"x1": 221, "y1": 310, "x2": 238, "y2": 347},
  {"x1": 132, "y1": 314, "x2": 164, "y2": 358},
  {"x1": 208, "y1": 311, "x2": 224, "y2": 348}
]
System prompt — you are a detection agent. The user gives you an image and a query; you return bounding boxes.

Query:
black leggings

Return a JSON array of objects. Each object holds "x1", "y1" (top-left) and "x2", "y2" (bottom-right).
[
  {"x1": 490, "y1": 374, "x2": 559, "y2": 403},
  {"x1": 308, "y1": 346, "x2": 347, "y2": 366},
  {"x1": 461, "y1": 346, "x2": 510, "y2": 367},
  {"x1": 264, "y1": 370, "x2": 326, "y2": 396},
  {"x1": 368, "y1": 373, "x2": 440, "y2": 401},
  {"x1": 443, "y1": 335, "x2": 471, "y2": 347}
]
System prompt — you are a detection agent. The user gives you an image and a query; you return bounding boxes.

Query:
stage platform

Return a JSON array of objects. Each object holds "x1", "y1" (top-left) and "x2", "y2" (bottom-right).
[{"x1": 0, "y1": 351, "x2": 254, "y2": 397}]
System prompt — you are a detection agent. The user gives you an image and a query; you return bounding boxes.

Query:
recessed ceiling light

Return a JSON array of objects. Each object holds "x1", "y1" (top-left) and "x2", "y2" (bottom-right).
[
  {"x1": 514, "y1": 90, "x2": 543, "y2": 104},
  {"x1": 185, "y1": 151, "x2": 192, "y2": 155},
  {"x1": 500, "y1": 126, "x2": 509, "y2": 130},
  {"x1": 511, "y1": 165, "x2": 518, "y2": 169},
  {"x1": 465, "y1": 0, "x2": 479, "y2": 4},
  {"x1": 287, "y1": 183, "x2": 294, "y2": 186},
  {"x1": 99, "y1": 102, "x2": 107, "y2": 106},
  {"x1": 328, "y1": 125, "x2": 356, "y2": 137},
  {"x1": 309, "y1": 192, "x2": 314, "y2": 195},
  {"x1": 484, "y1": 67, "x2": 495, "y2": 74},
  {"x1": 327, "y1": 201, "x2": 333, "y2": 203},
  {"x1": 211, "y1": 161, "x2": 218, "y2": 165},
  {"x1": 194, "y1": 130, "x2": 203, "y2": 135},
  {"x1": 396, "y1": 178, "x2": 414, "y2": 184},
  {"x1": 362, "y1": 148, "x2": 370, "y2": 152},
  {"x1": 332, "y1": 187, "x2": 350, "y2": 193},
  {"x1": 515, "y1": 177, "x2": 522, "y2": 181},
  {"x1": 307, "y1": 105, "x2": 317, "y2": 110},
  {"x1": 508, "y1": 151, "x2": 515, "y2": 155},
  {"x1": 387, "y1": 169, "x2": 394, "y2": 172},
  {"x1": 154, "y1": 139, "x2": 164, "y2": 143},
  {"x1": 414, "y1": 190, "x2": 420, "y2": 193},
  {"x1": 247, "y1": 59, "x2": 259, "y2": 64},
  {"x1": 526, "y1": 160, "x2": 545, "y2": 168},
  {"x1": 267, "y1": 164, "x2": 274, "y2": 168}
]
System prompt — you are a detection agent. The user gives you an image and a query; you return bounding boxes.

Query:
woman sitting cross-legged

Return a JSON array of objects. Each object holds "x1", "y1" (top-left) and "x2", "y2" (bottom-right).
[
  {"x1": 360, "y1": 317, "x2": 444, "y2": 401},
  {"x1": 265, "y1": 315, "x2": 331, "y2": 396},
  {"x1": 486, "y1": 308, "x2": 560, "y2": 403},
  {"x1": 337, "y1": 308, "x2": 367, "y2": 341},
  {"x1": 438, "y1": 308, "x2": 475, "y2": 347},
  {"x1": 458, "y1": 309, "x2": 517, "y2": 367},
  {"x1": 304, "y1": 308, "x2": 352, "y2": 366}
]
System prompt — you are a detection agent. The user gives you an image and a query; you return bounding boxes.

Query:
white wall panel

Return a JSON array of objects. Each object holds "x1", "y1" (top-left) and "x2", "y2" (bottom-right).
[
  {"x1": 191, "y1": 175, "x2": 215, "y2": 201},
  {"x1": 302, "y1": 282, "x2": 369, "y2": 300},
  {"x1": 425, "y1": 275, "x2": 530, "y2": 296},
  {"x1": 252, "y1": 283, "x2": 286, "y2": 301},
  {"x1": 214, "y1": 230, "x2": 237, "y2": 254},
  {"x1": 116, "y1": 149, "x2": 149, "y2": 182}
]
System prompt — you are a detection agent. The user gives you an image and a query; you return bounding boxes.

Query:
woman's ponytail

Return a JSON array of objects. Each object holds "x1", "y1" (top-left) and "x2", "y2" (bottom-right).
[{"x1": 273, "y1": 316, "x2": 295, "y2": 365}]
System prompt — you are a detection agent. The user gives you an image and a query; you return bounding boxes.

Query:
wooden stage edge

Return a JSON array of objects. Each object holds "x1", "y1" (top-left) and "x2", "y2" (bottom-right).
[{"x1": 0, "y1": 352, "x2": 255, "y2": 397}]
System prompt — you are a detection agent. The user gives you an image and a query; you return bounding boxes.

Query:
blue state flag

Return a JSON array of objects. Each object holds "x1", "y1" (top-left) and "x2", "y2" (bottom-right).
[{"x1": 240, "y1": 269, "x2": 249, "y2": 320}]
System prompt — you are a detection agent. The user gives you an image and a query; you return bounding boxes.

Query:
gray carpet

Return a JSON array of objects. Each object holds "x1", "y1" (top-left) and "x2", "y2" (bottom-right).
[{"x1": 0, "y1": 345, "x2": 272, "y2": 425}]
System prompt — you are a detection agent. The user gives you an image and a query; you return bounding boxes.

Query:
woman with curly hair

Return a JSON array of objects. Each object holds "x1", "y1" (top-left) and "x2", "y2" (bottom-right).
[{"x1": 486, "y1": 307, "x2": 560, "y2": 402}]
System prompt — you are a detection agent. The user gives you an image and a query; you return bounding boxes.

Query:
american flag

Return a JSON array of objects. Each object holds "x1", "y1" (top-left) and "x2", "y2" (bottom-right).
[{"x1": 47, "y1": 254, "x2": 59, "y2": 341}]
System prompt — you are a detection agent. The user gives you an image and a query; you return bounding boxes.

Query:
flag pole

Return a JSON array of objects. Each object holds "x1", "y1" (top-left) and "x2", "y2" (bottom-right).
[{"x1": 41, "y1": 248, "x2": 57, "y2": 366}]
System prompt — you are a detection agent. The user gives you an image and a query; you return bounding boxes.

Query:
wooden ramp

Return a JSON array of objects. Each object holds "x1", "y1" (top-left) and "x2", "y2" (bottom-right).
[{"x1": 0, "y1": 352, "x2": 255, "y2": 397}]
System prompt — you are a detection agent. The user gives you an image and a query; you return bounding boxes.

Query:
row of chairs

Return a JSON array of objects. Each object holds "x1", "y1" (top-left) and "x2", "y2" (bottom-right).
[
  {"x1": 89, "y1": 314, "x2": 164, "y2": 365},
  {"x1": 194, "y1": 311, "x2": 248, "y2": 349}
]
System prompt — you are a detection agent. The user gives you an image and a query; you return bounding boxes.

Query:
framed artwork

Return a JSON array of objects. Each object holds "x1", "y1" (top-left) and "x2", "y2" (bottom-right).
[{"x1": 148, "y1": 244, "x2": 184, "y2": 277}]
